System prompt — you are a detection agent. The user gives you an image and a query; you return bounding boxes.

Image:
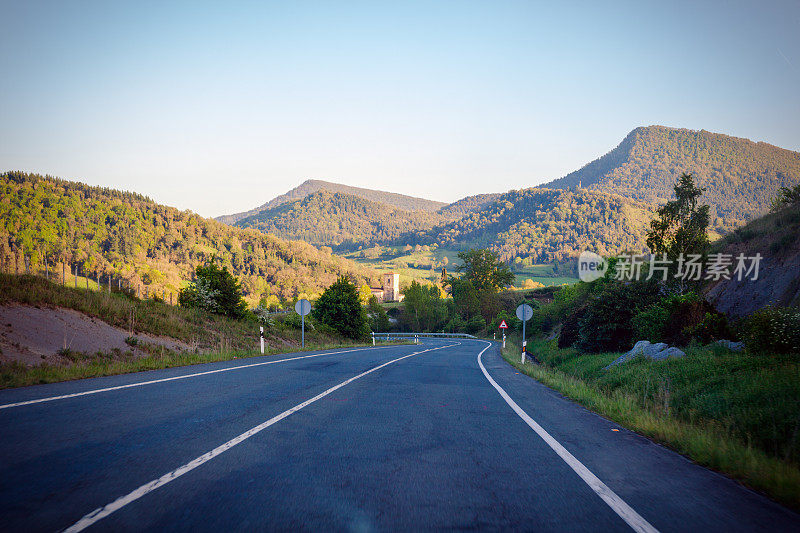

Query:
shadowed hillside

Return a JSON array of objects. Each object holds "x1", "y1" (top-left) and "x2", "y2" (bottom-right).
[
  {"x1": 218, "y1": 179, "x2": 447, "y2": 225},
  {"x1": 234, "y1": 190, "x2": 456, "y2": 249}
]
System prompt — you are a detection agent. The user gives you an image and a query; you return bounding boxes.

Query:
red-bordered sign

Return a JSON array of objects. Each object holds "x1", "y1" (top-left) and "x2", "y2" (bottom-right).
[{"x1": 499, "y1": 320, "x2": 508, "y2": 329}]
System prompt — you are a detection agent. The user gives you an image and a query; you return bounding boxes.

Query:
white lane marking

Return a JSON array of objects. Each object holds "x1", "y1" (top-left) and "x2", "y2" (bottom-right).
[
  {"x1": 0, "y1": 345, "x2": 405, "y2": 411},
  {"x1": 63, "y1": 342, "x2": 459, "y2": 532},
  {"x1": 476, "y1": 341, "x2": 659, "y2": 533}
]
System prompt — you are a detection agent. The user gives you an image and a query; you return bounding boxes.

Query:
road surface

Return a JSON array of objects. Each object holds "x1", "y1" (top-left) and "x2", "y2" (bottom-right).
[{"x1": 0, "y1": 339, "x2": 797, "y2": 531}]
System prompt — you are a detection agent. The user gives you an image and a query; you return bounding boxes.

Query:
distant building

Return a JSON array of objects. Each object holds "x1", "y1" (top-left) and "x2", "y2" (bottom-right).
[{"x1": 370, "y1": 272, "x2": 403, "y2": 302}]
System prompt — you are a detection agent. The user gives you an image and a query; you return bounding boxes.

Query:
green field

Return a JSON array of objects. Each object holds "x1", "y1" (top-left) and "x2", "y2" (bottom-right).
[{"x1": 341, "y1": 246, "x2": 577, "y2": 289}]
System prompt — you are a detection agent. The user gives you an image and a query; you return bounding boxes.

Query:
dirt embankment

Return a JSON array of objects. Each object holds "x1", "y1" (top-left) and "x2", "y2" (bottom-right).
[{"x1": 0, "y1": 304, "x2": 192, "y2": 366}]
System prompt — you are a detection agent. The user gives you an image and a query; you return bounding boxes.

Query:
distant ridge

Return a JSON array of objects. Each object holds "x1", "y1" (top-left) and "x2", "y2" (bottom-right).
[
  {"x1": 218, "y1": 179, "x2": 447, "y2": 225},
  {"x1": 541, "y1": 125, "x2": 800, "y2": 230}
]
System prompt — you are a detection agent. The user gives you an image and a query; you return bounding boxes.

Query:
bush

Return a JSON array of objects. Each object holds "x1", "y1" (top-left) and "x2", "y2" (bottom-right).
[
  {"x1": 632, "y1": 304, "x2": 670, "y2": 343},
  {"x1": 631, "y1": 292, "x2": 732, "y2": 346},
  {"x1": 743, "y1": 307, "x2": 800, "y2": 354},
  {"x1": 444, "y1": 316, "x2": 466, "y2": 333},
  {"x1": 576, "y1": 280, "x2": 661, "y2": 353},
  {"x1": 558, "y1": 304, "x2": 587, "y2": 348},
  {"x1": 466, "y1": 315, "x2": 486, "y2": 335},
  {"x1": 178, "y1": 260, "x2": 247, "y2": 319},
  {"x1": 312, "y1": 276, "x2": 370, "y2": 341}
]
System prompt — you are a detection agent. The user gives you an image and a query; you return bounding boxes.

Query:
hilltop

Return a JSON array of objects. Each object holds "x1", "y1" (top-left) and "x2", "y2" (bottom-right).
[
  {"x1": 218, "y1": 179, "x2": 447, "y2": 225},
  {"x1": 0, "y1": 172, "x2": 376, "y2": 305},
  {"x1": 233, "y1": 190, "x2": 454, "y2": 249},
  {"x1": 542, "y1": 126, "x2": 800, "y2": 231}
]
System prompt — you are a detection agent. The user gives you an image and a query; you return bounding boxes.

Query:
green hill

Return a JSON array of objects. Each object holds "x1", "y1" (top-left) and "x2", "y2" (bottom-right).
[
  {"x1": 218, "y1": 179, "x2": 447, "y2": 225},
  {"x1": 542, "y1": 125, "x2": 800, "y2": 231},
  {"x1": 234, "y1": 190, "x2": 454, "y2": 249},
  {"x1": 421, "y1": 188, "x2": 655, "y2": 263},
  {"x1": 0, "y1": 172, "x2": 375, "y2": 304}
]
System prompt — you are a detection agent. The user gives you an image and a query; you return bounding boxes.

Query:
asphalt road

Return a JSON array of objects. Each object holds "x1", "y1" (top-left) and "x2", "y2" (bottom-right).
[{"x1": 0, "y1": 339, "x2": 798, "y2": 532}]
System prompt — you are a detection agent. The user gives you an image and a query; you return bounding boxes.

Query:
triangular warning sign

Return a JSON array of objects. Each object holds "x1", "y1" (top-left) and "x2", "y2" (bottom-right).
[{"x1": 499, "y1": 320, "x2": 508, "y2": 329}]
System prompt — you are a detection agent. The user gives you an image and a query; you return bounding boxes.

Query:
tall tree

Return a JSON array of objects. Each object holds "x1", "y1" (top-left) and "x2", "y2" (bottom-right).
[
  {"x1": 646, "y1": 173, "x2": 710, "y2": 259},
  {"x1": 455, "y1": 248, "x2": 514, "y2": 293}
]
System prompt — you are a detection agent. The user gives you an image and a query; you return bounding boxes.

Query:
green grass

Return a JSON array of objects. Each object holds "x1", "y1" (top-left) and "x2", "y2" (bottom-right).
[
  {"x1": 500, "y1": 336, "x2": 800, "y2": 510},
  {"x1": 0, "y1": 274, "x2": 389, "y2": 388}
]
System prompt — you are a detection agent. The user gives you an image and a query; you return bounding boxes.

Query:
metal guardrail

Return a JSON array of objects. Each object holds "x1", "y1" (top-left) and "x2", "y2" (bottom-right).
[{"x1": 370, "y1": 332, "x2": 477, "y2": 345}]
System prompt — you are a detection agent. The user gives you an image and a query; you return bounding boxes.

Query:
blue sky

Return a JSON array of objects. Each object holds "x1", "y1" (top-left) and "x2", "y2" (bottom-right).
[{"x1": 1, "y1": 1, "x2": 798, "y2": 217}]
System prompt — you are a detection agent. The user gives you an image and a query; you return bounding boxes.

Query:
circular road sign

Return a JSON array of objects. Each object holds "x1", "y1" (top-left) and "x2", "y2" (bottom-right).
[
  {"x1": 294, "y1": 298, "x2": 312, "y2": 316},
  {"x1": 515, "y1": 303, "x2": 534, "y2": 322}
]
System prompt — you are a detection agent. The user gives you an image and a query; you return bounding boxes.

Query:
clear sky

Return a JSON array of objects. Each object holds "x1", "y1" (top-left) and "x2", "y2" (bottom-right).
[{"x1": 1, "y1": 1, "x2": 799, "y2": 217}]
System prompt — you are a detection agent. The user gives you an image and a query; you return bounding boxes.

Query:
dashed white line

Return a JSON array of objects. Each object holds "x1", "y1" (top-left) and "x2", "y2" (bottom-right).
[
  {"x1": 476, "y1": 341, "x2": 659, "y2": 533},
  {"x1": 63, "y1": 342, "x2": 458, "y2": 532},
  {"x1": 0, "y1": 345, "x2": 403, "y2": 410}
]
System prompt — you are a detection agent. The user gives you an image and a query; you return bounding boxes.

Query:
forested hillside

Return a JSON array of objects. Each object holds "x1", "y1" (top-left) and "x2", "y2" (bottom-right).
[
  {"x1": 0, "y1": 172, "x2": 375, "y2": 305},
  {"x1": 543, "y1": 126, "x2": 800, "y2": 231},
  {"x1": 234, "y1": 190, "x2": 456, "y2": 249},
  {"x1": 439, "y1": 193, "x2": 503, "y2": 216},
  {"x1": 419, "y1": 188, "x2": 655, "y2": 263},
  {"x1": 218, "y1": 179, "x2": 447, "y2": 225}
]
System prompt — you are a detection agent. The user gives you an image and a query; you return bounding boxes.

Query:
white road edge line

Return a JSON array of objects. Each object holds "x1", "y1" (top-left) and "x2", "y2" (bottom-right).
[
  {"x1": 62, "y1": 342, "x2": 459, "y2": 532},
  {"x1": 0, "y1": 345, "x2": 406, "y2": 410},
  {"x1": 476, "y1": 341, "x2": 659, "y2": 533}
]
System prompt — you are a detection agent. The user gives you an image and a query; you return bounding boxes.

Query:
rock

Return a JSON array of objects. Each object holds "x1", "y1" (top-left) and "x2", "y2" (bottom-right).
[
  {"x1": 714, "y1": 339, "x2": 745, "y2": 352},
  {"x1": 605, "y1": 340, "x2": 686, "y2": 368}
]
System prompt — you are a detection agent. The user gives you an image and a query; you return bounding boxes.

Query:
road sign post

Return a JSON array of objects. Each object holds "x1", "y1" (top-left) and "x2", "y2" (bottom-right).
[
  {"x1": 260, "y1": 326, "x2": 264, "y2": 354},
  {"x1": 498, "y1": 319, "x2": 508, "y2": 348},
  {"x1": 294, "y1": 299, "x2": 312, "y2": 349},
  {"x1": 515, "y1": 304, "x2": 533, "y2": 364}
]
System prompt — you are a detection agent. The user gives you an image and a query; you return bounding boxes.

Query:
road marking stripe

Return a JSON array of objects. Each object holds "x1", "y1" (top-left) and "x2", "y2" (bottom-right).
[
  {"x1": 0, "y1": 345, "x2": 404, "y2": 411},
  {"x1": 63, "y1": 342, "x2": 458, "y2": 532},
  {"x1": 476, "y1": 342, "x2": 659, "y2": 533}
]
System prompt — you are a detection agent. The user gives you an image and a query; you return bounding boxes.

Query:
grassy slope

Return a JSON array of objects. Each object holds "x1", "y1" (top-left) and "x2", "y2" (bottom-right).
[
  {"x1": 500, "y1": 336, "x2": 800, "y2": 510},
  {"x1": 0, "y1": 274, "x2": 371, "y2": 388}
]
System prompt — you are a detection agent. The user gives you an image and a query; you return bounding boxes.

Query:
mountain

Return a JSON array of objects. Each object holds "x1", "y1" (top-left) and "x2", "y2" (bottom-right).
[
  {"x1": 542, "y1": 126, "x2": 800, "y2": 231},
  {"x1": 439, "y1": 193, "x2": 503, "y2": 216},
  {"x1": 218, "y1": 179, "x2": 447, "y2": 225},
  {"x1": 233, "y1": 190, "x2": 455, "y2": 249},
  {"x1": 0, "y1": 172, "x2": 375, "y2": 304},
  {"x1": 417, "y1": 188, "x2": 655, "y2": 263}
]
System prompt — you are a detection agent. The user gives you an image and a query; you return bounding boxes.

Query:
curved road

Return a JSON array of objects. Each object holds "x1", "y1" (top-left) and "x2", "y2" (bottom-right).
[{"x1": 0, "y1": 339, "x2": 797, "y2": 531}]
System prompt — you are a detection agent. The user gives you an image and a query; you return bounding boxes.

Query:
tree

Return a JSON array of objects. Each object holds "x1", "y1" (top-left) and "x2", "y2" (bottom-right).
[
  {"x1": 400, "y1": 281, "x2": 447, "y2": 332},
  {"x1": 646, "y1": 173, "x2": 710, "y2": 260},
  {"x1": 179, "y1": 259, "x2": 248, "y2": 318},
  {"x1": 313, "y1": 276, "x2": 370, "y2": 340},
  {"x1": 359, "y1": 283, "x2": 373, "y2": 305},
  {"x1": 771, "y1": 184, "x2": 800, "y2": 211},
  {"x1": 455, "y1": 248, "x2": 514, "y2": 293},
  {"x1": 367, "y1": 295, "x2": 390, "y2": 332}
]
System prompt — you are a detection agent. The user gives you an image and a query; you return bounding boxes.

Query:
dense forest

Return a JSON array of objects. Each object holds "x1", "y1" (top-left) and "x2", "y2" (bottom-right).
[
  {"x1": 0, "y1": 172, "x2": 376, "y2": 305},
  {"x1": 543, "y1": 126, "x2": 800, "y2": 231},
  {"x1": 234, "y1": 190, "x2": 457, "y2": 249},
  {"x1": 218, "y1": 179, "x2": 446, "y2": 225},
  {"x1": 418, "y1": 188, "x2": 655, "y2": 263},
  {"x1": 438, "y1": 193, "x2": 503, "y2": 216}
]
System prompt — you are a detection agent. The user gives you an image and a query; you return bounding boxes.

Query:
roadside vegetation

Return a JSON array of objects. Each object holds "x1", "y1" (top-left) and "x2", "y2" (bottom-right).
[
  {"x1": 492, "y1": 174, "x2": 800, "y2": 509},
  {"x1": 0, "y1": 272, "x2": 377, "y2": 389},
  {"x1": 500, "y1": 338, "x2": 800, "y2": 510}
]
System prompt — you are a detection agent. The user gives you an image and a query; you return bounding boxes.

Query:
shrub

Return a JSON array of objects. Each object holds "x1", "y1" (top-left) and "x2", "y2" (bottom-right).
[
  {"x1": 576, "y1": 280, "x2": 661, "y2": 353},
  {"x1": 313, "y1": 276, "x2": 370, "y2": 341},
  {"x1": 178, "y1": 259, "x2": 247, "y2": 319},
  {"x1": 743, "y1": 307, "x2": 800, "y2": 354},
  {"x1": 444, "y1": 316, "x2": 466, "y2": 333},
  {"x1": 466, "y1": 315, "x2": 486, "y2": 335},
  {"x1": 558, "y1": 304, "x2": 587, "y2": 348},
  {"x1": 632, "y1": 304, "x2": 670, "y2": 343}
]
